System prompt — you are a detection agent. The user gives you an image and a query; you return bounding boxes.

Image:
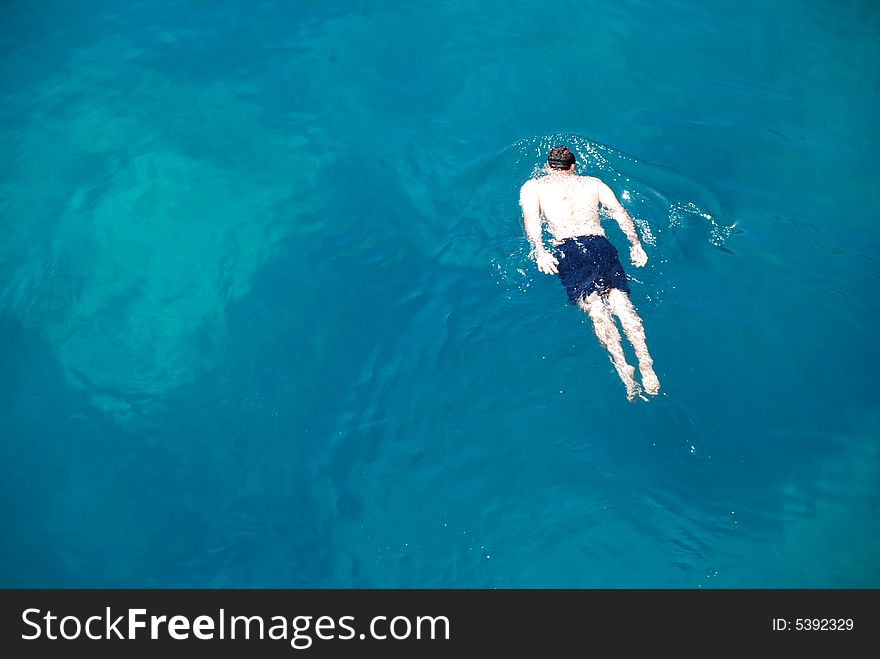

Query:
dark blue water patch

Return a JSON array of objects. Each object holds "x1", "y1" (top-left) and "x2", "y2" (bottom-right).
[{"x1": 0, "y1": 314, "x2": 141, "y2": 586}]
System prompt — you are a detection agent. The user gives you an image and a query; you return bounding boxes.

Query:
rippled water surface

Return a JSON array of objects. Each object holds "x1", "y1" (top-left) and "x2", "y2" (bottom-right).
[{"x1": 1, "y1": 0, "x2": 878, "y2": 587}]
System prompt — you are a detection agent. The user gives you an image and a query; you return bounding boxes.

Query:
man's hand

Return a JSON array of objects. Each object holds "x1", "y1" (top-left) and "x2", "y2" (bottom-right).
[
  {"x1": 630, "y1": 244, "x2": 648, "y2": 268},
  {"x1": 535, "y1": 250, "x2": 559, "y2": 275}
]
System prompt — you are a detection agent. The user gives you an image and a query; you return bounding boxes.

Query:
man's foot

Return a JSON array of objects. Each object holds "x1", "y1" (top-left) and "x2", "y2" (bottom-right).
[
  {"x1": 621, "y1": 363, "x2": 642, "y2": 401},
  {"x1": 640, "y1": 365, "x2": 660, "y2": 396},
  {"x1": 625, "y1": 383, "x2": 643, "y2": 402}
]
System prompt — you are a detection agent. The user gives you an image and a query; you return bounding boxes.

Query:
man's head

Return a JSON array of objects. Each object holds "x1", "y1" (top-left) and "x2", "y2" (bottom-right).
[{"x1": 547, "y1": 145, "x2": 576, "y2": 172}]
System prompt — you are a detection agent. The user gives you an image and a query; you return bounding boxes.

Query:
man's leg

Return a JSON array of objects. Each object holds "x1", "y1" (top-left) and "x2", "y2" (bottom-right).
[
  {"x1": 577, "y1": 292, "x2": 641, "y2": 400},
  {"x1": 605, "y1": 288, "x2": 660, "y2": 395}
]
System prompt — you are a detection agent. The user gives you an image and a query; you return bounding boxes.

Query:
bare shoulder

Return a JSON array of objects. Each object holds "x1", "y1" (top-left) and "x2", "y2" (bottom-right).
[
  {"x1": 583, "y1": 176, "x2": 616, "y2": 198},
  {"x1": 519, "y1": 177, "x2": 540, "y2": 199},
  {"x1": 580, "y1": 175, "x2": 606, "y2": 188}
]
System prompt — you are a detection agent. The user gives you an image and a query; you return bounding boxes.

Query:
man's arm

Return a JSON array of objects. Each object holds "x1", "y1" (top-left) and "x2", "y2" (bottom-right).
[
  {"x1": 520, "y1": 180, "x2": 558, "y2": 274},
  {"x1": 597, "y1": 181, "x2": 647, "y2": 267}
]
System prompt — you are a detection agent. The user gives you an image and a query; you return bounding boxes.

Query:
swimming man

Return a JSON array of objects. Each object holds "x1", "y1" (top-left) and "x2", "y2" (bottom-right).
[{"x1": 520, "y1": 145, "x2": 660, "y2": 400}]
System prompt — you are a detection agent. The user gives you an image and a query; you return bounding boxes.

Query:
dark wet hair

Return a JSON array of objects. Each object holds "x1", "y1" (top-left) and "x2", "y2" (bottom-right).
[{"x1": 547, "y1": 145, "x2": 576, "y2": 170}]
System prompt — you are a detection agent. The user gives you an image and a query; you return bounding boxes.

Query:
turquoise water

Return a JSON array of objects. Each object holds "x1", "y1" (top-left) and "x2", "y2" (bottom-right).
[{"x1": 1, "y1": 0, "x2": 878, "y2": 587}]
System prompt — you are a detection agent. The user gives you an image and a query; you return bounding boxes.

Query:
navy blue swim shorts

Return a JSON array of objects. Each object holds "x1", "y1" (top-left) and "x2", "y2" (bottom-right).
[{"x1": 554, "y1": 234, "x2": 630, "y2": 303}]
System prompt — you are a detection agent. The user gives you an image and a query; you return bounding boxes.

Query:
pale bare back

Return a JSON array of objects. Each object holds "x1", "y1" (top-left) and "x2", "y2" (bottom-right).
[
  {"x1": 520, "y1": 164, "x2": 660, "y2": 400},
  {"x1": 523, "y1": 174, "x2": 605, "y2": 241}
]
